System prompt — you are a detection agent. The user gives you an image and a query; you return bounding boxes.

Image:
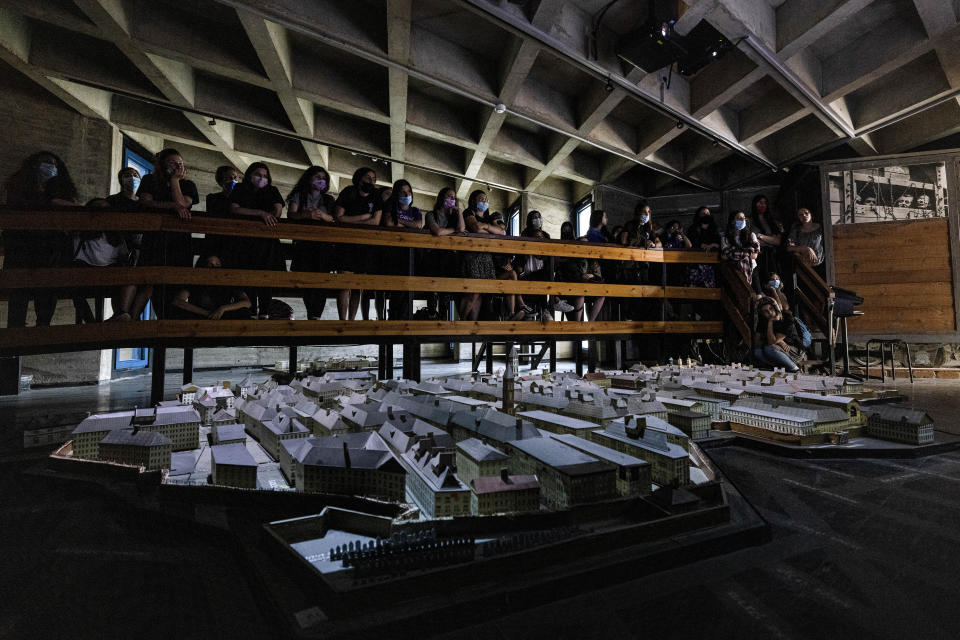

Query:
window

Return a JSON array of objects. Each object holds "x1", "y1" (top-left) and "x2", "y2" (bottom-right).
[
  {"x1": 574, "y1": 195, "x2": 593, "y2": 237},
  {"x1": 124, "y1": 147, "x2": 152, "y2": 179}
]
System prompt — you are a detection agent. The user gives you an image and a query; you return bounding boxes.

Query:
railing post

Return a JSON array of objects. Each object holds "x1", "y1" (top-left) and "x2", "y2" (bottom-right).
[
  {"x1": 288, "y1": 346, "x2": 297, "y2": 375},
  {"x1": 402, "y1": 341, "x2": 421, "y2": 382},
  {"x1": 549, "y1": 341, "x2": 556, "y2": 372},
  {"x1": 587, "y1": 340, "x2": 597, "y2": 373},
  {"x1": 485, "y1": 341, "x2": 494, "y2": 374},
  {"x1": 575, "y1": 340, "x2": 583, "y2": 377},
  {"x1": 182, "y1": 348, "x2": 193, "y2": 385},
  {"x1": 150, "y1": 347, "x2": 166, "y2": 406},
  {"x1": 384, "y1": 343, "x2": 394, "y2": 380}
]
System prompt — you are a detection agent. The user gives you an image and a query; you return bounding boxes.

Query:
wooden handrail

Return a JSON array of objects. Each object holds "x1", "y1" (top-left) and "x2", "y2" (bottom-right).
[
  {"x1": 0, "y1": 209, "x2": 720, "y2": 264},
  {"x1": 0, "y1": 319, "x2": 724, "y2": 357},
  {"x1": 0, "y1": 267, "x2": 722, "y2": 300}
]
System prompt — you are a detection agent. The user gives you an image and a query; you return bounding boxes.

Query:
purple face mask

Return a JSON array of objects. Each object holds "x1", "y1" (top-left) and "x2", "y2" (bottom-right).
[
  {"x1": 443, "y1": 197, "x2": 456, "y2": 209},
  {"x1": 252, "y1": 175, "x2": 268, "y2": 189},
  {"x1": 312, "y1": 178, "x2": 327, "y2": 191}
]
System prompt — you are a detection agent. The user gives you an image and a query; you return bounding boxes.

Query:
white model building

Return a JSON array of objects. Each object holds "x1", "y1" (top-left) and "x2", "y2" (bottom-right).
[
  {"x1": 863, "y1": 406, "x2": 935, "y2": 445},
  {"x1": 506, "y1": 436, "x2": 617, "y2": 509},
  {"x1": 470, "y1": 470, "x2": 541, "y2": 516},
  {"x1": 516, "y1": 409, "x2": 600, "y2": 438},
  {"x1": 71, "y1": 406, "x2": 201, "y2": 461},
  {"x1": 98, "y1": 427, "x2": 172, "y2": 471},
  {"x1": 212, "y1": 423, "x2": 246, "y2": 446},
  {"x1": 591, "y1": 418, "x2": 690, "y2": 487},
  {"x1": 455, "y1": 438, "x2": 510, "y2": 487},
  {"x1": 260, "y1": 415, "x2": 311, "y2": 460},
  {"x1": 293, "y1": 435, "x2": 405, "y2": 500},
  {"x1": 210, "y1": 442, "x2": 258, "y2": 489},
  {"x1": 720, "y1": 402, "x2": 817, "y2": 437},
  {"x1": 402, "y1": 445, "x2": 471, "y2": 519},
  {"x1": 546, "y1": 433, "x2": 651, "y2": 497}
]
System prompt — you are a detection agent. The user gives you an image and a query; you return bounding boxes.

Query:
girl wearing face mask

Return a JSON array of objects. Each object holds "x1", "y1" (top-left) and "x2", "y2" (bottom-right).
[
  {"x1": 750, "y1": 194, "x2": 783, "y2": 283},
  {"x1": 517, "y1": 211, "x2": 572, "y2": 316},
  {"x1": 4, "y1": 151, "x2": 78, "y2": 328},
  {"x1": 72, "y1": 167, "x2": 146, "y2": 321},
  {"x1": 332, "y1": 167, "x2": 382, "y2": 320},
  {"x1": 287, "y1": 166, "x2": 336, "y2": 320},
  {"x1": 721, "y1": 210, "x2": 761, "y2": 290},
  {"x1": 417, "y1": 188, "x2": 464, "y2": 319},
  {"x1": 230, "y1": 161, "x2": 286, "y2": 318},
  {"x1": 460, "y1": 189, "x2": 504, "y2": 320}
]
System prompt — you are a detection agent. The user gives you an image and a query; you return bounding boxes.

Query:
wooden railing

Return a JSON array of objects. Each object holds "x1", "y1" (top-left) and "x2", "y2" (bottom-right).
[{"x1": 0, "y1": 208, "x2": 725, "y2": 357}]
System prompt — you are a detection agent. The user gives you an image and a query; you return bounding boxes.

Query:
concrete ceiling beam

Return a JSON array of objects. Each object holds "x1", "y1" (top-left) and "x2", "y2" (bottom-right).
[
  {"x1": 457, "y1": 39, "x2": 540, "y2": 199},
  {"x1": 237, "y1": 10, "x2": 330, "y2": 180},
  {"x1": 386, "y1": 0, "x2": 412, "y2": 182},
  {"x1": 524, "y1": 88, "x2": 625, "y2": 192},
  {"x1": 776, "y1": 0, "x2": 875, "y2": 59}
]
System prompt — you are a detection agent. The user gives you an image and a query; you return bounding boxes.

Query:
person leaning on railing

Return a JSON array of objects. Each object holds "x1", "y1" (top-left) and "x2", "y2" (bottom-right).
[
  {"x1": 419, "y1": 187, "x2": 464, "y2": 320},
  {"x1": 136, "y1": 149, "x2": 199, "y2": 271},
  {"x1": 229, "y1": 161, "x2": 286, "y2": 319},
  {"x1": 333, "y1": 167, "x2": 382, "y2": 321},
  {"x1": 3, "y1": 151, "x2": 78, "y2": 328},
  {"x1": 361, "y1": 185, "x2": 396, "y2": 321},
  {"x1": 71, "y1": 167, "x2": 147, "y2": 322},
  {"x1": 517, "y1": 210, "x2": 573, "y2": 317},
  {"x1": 287, "y1": 165, "x2": 336, "y2": 320},
  {"x1": 459, "y1": 189, "x2": 503, "y2": 321},
  {"x1": 618, "y1": 202, "x2": 660, "y2": 320},
  {"x1": 382, "y1": 179, "x2": 423, "y2": 320},
  {"x1": 202, "y1": 165, "x2": 240, "y2": 265},
  {"x1": 686, "y1": 206, "x2": 720, "y2": 288}
]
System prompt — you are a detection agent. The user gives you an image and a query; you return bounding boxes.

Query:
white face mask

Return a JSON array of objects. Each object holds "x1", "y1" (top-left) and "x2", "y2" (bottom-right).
[
  {"x1": 531, "y1": 218, "x2": 542, "y2": 229},
  {"x1": 639, "y1": 215, "x2": 649, "y2": 224}
]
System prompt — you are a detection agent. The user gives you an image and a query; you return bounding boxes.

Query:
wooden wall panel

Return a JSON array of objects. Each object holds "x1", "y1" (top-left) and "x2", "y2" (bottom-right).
[{"x1": 833, "y1": 218, "x2": 955, "y2": 334}]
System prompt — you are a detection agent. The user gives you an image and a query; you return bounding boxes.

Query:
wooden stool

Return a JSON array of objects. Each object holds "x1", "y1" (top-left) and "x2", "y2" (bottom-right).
[{"x1": 865, "y1": 339, "x2": 913, "y2": 383}]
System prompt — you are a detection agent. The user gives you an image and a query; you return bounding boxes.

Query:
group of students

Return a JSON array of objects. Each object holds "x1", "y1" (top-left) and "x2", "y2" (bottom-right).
[{"x1": 2, "y1": 150, "x2": 824, "y2": 372}]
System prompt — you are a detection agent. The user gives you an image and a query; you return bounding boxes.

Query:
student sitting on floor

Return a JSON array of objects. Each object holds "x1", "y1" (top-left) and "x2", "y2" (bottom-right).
[{"x1": 169, "y1": 255, "x2": 252, "y2": 320}]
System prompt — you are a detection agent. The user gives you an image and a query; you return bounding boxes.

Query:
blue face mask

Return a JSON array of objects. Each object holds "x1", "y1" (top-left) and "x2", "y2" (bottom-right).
[
  {"x1": 768, "y1": 279, "x2": 780, "y2": 290},
  {"x1": 37, "y1": 162, "x2": 58, "y2": 182},
  {"x1": 398, "y1": 195, "x2": 413, "y2": 206},
  {"x1": 735, "y1": 219, "x2": 747, "y2": 231},
  {"x1": 227, "y1": 179, "x2": 238, "y2": 192},
  {"x1": 122, "y1": 175, "x2": 141, "y2": 192},
  {"x1": 639, "y1": 215, "x2": 650, "y2": 224},
  {"x1": 476, "y1": 201, "x2": 489, "y2": 213}
]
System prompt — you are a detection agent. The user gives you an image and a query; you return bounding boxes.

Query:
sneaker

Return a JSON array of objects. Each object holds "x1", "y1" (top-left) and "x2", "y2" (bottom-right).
[
  {"x1": 551, "y1": 299, "x2": 574, "y2": 313},
  {"x1": 309, "y1": 316, "x2": 323, "y2": 321},
  {"x1": 108, "y1": 312, "x2": 132, "y2": 322},
  {"x1": 520, "y1": 304, "x2": 535, "y2": 315},
  {"x1": 258, "y1": 314, "x2": 271, "y2": 320}
]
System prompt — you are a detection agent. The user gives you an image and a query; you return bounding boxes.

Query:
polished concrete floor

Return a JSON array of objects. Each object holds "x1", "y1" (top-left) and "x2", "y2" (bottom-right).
[{"x1": 1, "y1": 369, "x2": 959, "y2": 639}]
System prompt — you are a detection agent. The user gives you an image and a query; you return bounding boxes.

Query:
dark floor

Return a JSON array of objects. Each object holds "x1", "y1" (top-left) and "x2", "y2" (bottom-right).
[{"x1": 2, "y1": 372, "x2": 960, "y2": 639}]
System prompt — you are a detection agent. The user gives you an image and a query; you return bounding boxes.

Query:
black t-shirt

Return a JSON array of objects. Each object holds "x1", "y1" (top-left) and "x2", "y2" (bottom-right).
[
  {"x1": 334, "y1": 185, "x2": 381, "y2": 218},
  {"x1": 206, "y1": 192, "x2": 231, "y2": 217},
  {"x1": 137, "y1": 173, "x2": 199, "y2": 208},
  {"x1": 105, "y1": 193, "x2": 141, "y2": 210},
  {"x1": 228, "y1": 182, "x2": 284, "y2": 214}
]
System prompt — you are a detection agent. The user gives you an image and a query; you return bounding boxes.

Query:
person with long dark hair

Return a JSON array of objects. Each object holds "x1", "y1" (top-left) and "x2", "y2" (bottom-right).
[
  {"x1": 202, "y1": 164, "x2": 240, "y2": 264},
  {"x1": 229, "y1": 161, "x2": 285, "y2": 317},
  {"x1": 517, "y1": 210, "x2": 573, "y2": 315},
  {"x1": 287, "y1": 166, "x2": 335, "y2": 319},
  {"x1": 333, "y1": 167, "x2": 382, "y2": 320},
  {"x1": 418, "y1": 187, "x2": 463, "y2": 319},
  {"x1": 750, "y1": 193, "x2": 783, "y2": 282},
  {"x1": 721, "y1": 210, "x2": 761, "y2": 290},
  {"x1": 686, "y1": 205, "x2": 721, "y2": 288},
  {"x1": 460, "y1": 189, "x2": 503, "y2": 320},
  {"x1": 4, "y1": 151, "x2": 78, "y2": 327}
]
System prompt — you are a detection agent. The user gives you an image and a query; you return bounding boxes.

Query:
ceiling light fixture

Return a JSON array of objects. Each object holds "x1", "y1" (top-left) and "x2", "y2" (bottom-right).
[
  {"x1": 604, "y1": 77, "x2": 614, "y2": 93},
  {"x1": 676, "y1": 120, "x2": 684, "y2": 129},
  {"x1": 494, "y1": 103, "x2": 506, "y2": 114}
]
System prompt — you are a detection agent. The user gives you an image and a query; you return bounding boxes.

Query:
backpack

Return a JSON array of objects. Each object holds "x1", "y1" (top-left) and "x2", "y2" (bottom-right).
[{"x1": 795, "y1": 317, "x2": 812, "y2": 349}]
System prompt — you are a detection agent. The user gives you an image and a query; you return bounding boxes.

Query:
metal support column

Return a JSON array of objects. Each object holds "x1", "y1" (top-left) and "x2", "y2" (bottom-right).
[
  {"x1": 288, "y1": 346, "x2": 297, "y2": 375},
  {"x1": 384, "y1": 343, "x2": 394, "y2": 380},
  {"x1": 575, "y1": 341, "x2": 584, "y2": 377},
  {"x1": 485, "y1": 341, "x2": 494, "y2": 374},
  {"x1": 0, "y1": 357, "x2": 20, "y2": 396},
  {"x1": 549, "y1": 341, "x2": 556, "y2": 372},
  {"x1": 150, "y1": 347, "x2": 166, "y2": 406},
  {"x1": 587, "y1": 340, "x2": 598, "y2": 373},
  {"x1": 182, "y1": 348, "x2": 194, "y2": 385},
  {"x1": 402, "y1": 341, "x2": 421, "y2": 382}
]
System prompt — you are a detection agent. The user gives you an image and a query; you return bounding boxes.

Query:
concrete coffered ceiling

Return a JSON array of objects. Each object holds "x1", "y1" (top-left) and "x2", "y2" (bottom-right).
[{"x1": 2, "y1": 0, "x2": 960, "y2": 199}]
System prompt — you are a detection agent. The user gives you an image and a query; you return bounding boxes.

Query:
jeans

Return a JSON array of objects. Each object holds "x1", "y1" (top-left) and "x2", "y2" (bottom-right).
[{"x1": 753, "y1": 345, "x2": 799, "y2": 372}]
